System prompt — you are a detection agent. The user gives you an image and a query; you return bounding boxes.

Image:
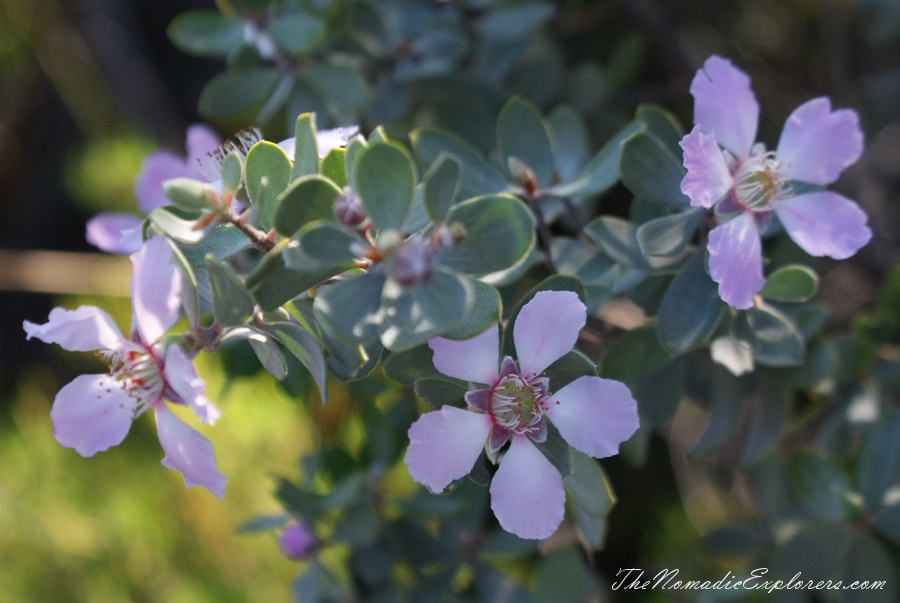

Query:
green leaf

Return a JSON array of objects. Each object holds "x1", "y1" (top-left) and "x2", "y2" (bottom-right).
[
  {"x1": 636, "y1": 209, "x2": 702, "y2": 257},
  {"x1": 440, "y1": 280, "x2": 501, "y2": 340},
  {"x1": 772, "y1": 521, "x2": 853, "y2": 582},
  {"x1": 220, "y1": 326, "x2": 287, "y2": 380},
  {"x1": 268, "y1": 13, "x2": 326, "y2": 55},
  {"x1": 563, "y1": 450, "x2": 615, "y2": 518},
  {"x1": 333, "y1": 504, "x2": 380, "y2": 547},
  {"x1": 379, "y1": 269, "x2": 473, "y2": 351},
  {"x1": 206, "y1": 255, "x2": 256, "y2": 326},
  {"x1": 352, "y1": 142, "x2": 416, "y2": 232},
  {"x1": 422, "y1": 153, "x2": 461, "y2": 224},
  {"x1": 441, "y1": 194, "x2": 535, "y2": 276},
  {"x1": 546, "y1": 119, "x2": 643, "y2": 198},
  {"x1": 619, "y1": 131, "x2": 690, "y2": 207},
  {"x1": 497, "y1": 96, "x2": 555, "y2": 188},
  {"x1": 220, "y1": 152, "x2": 242, "y2": 194},
  {"x1": 631, "y1": 357, "x2": 684, "y2": 428},
  {"x1": 873, "y1": 503, "x2": 900, "y2": 547},
  {"x1": 167, "y1": 10, "x2": 243, "y2": 57},
  {"x1": 550, "y1": 237, "x2": 616, "y2": 287},
  {"x1": 382, "y1": 345, "x2": 443, "y2": 385},
  {"x1": 245, "y1": 141, "x2": 292, "y2": 230},
  {"x1": 302, "y1": 63, "x2": 369, "y2": 114},
  {"x1": 323, "y1": 331, "x2": 382, "y2": 382},
  {"x1": 690, "y1": 367, "x2": 744, "y2": 457},
  {"x1": 264, "y1": 321, "x2": 328, "y2": 405},
  {"x1": 290, "y1": 112, "x2": 319, "y2": 180},
  {"x1": 533, "y1": 421, "x2": 571, "y2": 477},
  {"x1": 246, "y1": 246, "x2": 338, "y2": 311},
  {"x1": 531, "y1": 546, "x2": 597, "y2": 603},
  {"x1": 761, "y1": 264, "x2": 819, "y2": 302},
  {"x1": 583, "y1": 216, "x2": 650, "y2": 269},
  {"x1": 199, "y1": 68, "x2": 278, "y2": 123},
  {"x1": 600, "y1": 323, "x2": 671, "y2": 383},
  {"x1": 544, "y1": 350, "x2": 597, "y2": 391},
  {"x1": 740, "y1": 384, "x2": 789, "y2": 464},
  {"x1": 411, "y1": 128, "x2": 508, "y2": 198},
  {"x1": 314, "y1": 270, "x2": 386, "y2": 344},
  {"x1": 635, "y1": 104, "x2": 684, "y2": 148},
  {"x1": 274, "y1": 175, "x2": 342, "y2": 236},
  {"x1": 789, "y1": 449, "x2": 854, "y2": 521},
  {"x1": 162, "y1": 177, "x2": 215, "y2": 212},
  {"x1": 745, "y1": 302, "x2": 805, "y2": 367},
  {"x1": 842, "y1": 534, "x2": 897, "y2": 603},
  {"x1": 289, "y1": 221, "x2": 359, "y2": 270},
  {"x1": 656, "y1": 251, "x2": 724, "y2": 354},
  {"x1": 148, "y1": 207, "x2": 208, "y2": 245},
  {"x1": 321, "y1": 148, "x2": 346, "y2": 188},
  {"x1": 856, "y1": 413, "x2": 900, "y2": 508},
  {"x1": 413, "y1": 378, "x2": 468, "y2": 408},
  {"x1": 176, "y1": 223, "x2": 250, "y2": 268}
]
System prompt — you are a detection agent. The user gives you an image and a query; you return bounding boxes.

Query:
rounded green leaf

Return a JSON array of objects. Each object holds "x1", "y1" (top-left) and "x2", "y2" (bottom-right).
[
  {"x1": 314, "y1": 270, "x2": 386, "y2": 344},
  {"x1": 379, "y1": 268, "x2": 474, "y2": 351},
  {"x1": 563, "y1": 450, "x2": 615, "y2": 518},
  {"x1": 206, "y1": 255, "x2": 256, "y2": 326},
  {"x1": 497, "y1": 97, "x2": 555, "y2": 188},
  {"x1": 636, "y1": 208, "x2": 702, "y2": 257},
  {"x1": 274, "y1": 174, "x2": 342, "y2": 236},
  {"x1": 268, "y1": 13, "x2": 326, "y2": 55},
  {"x1": 302, "y1": 63, "x2": 369, "y2": 113},
  {"x1": 789, "y1": 449, "x2": 854, "y2": 521},
  {"x1": 245, "y1": 140, "x2": 292, "y2": 204},
  {"x1": 264, "y1": 321, "x2": 328, "y2": 405},
  {"x1": 441, "y1": 194, "x2": 535, "y2": 276},
  {"x1": 167, "y1": 10, "x2": 243, "y2": 57},
  {"x1": 619, "y1": 131, "x2": 690, "y2": 207},
  {"x1": 656, "y1": 252, "x2": 724, "y2": 353},
  {"x1": 440, "y1": 279, "x2": 501, "y2": 341},
  {"x1": 352, "y1": 142, "x2": 416, "y2": 232},
  {"x1": 856, "y1": 413, "x2": 900, "y2": 508},
  {"x1": 290, "y1": 112, "x2": 319, "y2": 180},
  {"x1": 583, "y1": 216, "x2": 650, "y2": 270},
  {"x1": 761, "y1": 264, "x2": 819, "y2": 302},
  {"x1": 162, "y1": 177, "x2": 215, "y2": 212},
  {"x1": 422, "y1": 152, "x2": 461, "y2": 224},
  {"x1": 411, "y1": 128, "x2": 508, "y2": 198},
  {"x1": 292, "y1": 221, "x2": 359, "y2": 269},
  {"x1": 199, "y1": 68, "x2": 278, "y2": 122}
]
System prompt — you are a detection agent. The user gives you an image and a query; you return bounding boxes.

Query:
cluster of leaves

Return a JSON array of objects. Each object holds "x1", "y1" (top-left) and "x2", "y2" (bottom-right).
[{"x1": 140, "y1": 1, "x2": 900, "y2": 601}]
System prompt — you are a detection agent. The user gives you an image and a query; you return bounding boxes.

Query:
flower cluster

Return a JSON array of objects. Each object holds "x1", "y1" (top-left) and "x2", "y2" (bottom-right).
[
  {"x1": 404, "y1": 291, "x2": 639, "y2": 539},
  {"x1": 680, "y1": 55, "x2": 871, "y2": 309},
  {"x1": 23, "y1": 236, "x2": 226, "y2": 498}
]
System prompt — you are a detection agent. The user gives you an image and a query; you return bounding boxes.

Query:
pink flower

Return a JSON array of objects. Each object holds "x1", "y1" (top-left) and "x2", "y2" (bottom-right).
[
  {"x1": 279, "y1": 521, "x2": 317, "y2": 560},
  {"x1": 23, "y1": 236, "x2": 226, "y2": 498},
  {"x1": 679, "y1": 55, "x2": 871, "y2": 309},
  {"x1": 404, "y1": 291, "x2": 639, "y2": 540},
  {"x1": 87, "y1": 124, "x2": 222, "y2": 254}
]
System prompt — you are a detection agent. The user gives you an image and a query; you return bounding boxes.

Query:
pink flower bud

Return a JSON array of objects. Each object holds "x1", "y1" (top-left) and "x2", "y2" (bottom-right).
[
  {"x1": 279, "y1": 522, "x2": 316, "y2": 560},
  {"x1": 392, "y1": 240, "x2": 433, "y2": 287},
  {"x1": 333, "y1": 187, "x2": 367, "y2": 227}
]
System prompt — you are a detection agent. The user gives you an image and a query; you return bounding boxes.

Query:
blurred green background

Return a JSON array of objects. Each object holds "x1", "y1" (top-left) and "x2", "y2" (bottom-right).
[{"x1": 2, "y1": 0, "x2": 900, "y2": 601}]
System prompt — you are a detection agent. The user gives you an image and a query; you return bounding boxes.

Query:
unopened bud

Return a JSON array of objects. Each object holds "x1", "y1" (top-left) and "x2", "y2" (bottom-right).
[
  {"x1": 507, "y1": 156, "x2": 538, "y2": 196},
  {"x1": 279, "y1": 522, "x2": 316, "y2": 560},
  {"x1": 392, "y1": 240, "x2": 433, "y2": 287},
  {"x1": 333, "y1": 187, "x2": 366, "y2": 227},
  {"x1": 162, "y1": 177, "x2": 218, "y2": 212}
]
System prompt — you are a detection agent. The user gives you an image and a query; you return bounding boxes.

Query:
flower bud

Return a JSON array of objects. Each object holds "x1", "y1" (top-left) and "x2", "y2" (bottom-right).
[
  {"x1": 507, "y1": 156, "x2": 538, "y2": 196},
  {"x1": 162, "y1": 177, "x2": 219, "y2": 212},
  {"x1": 392, "y1": 240, "x2": 433, "y2": 287},
  {"x1": 279, "y1": 522, "x2": 316, "y2": 560},
  {"x1": 333, "y1": 187, "x2": 366, "y2": 227}
]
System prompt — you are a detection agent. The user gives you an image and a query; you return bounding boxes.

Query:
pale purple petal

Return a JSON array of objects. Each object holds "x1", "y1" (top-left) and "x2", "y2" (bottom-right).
[
  {"x1": 544, "y1": 376, "x2": 639, "y2": 459},
  {"x1": 134, "y1": 150, "x2": 190, "y2": 214},
  {"x1": 776, "y1": 98, "x2": 863, "y2": 185},
  {"x1": 514, "y1": 290, "x2": 585, "y2": 376},
  {"x1": 680, "y1": 126, "x2": 734, "y2": 209},
  {"x1": 130, "y1": 236, "x2": 182, "y2": 344},
  {"x1": 86, "y1": 213, "x2": 144, "y2": 254},
  {"x1": 690, "y1": 55, "x2": 759, "y2": 159},
  {"x1": 490, "y1": 435, "x2": 565, "y2": 540},
  {"x1": 428, "y1": 327, "x2": 500, "y2": 385},
  {"x1": 154, "y1": 404, "x2": 226, "y2": 499},
  {"x1": 50, "y1": 374, "x2": 138, "y2": 456},
  {"x1": 162, "y1": 345, "x2": 220, "y2": 425},
  {"x1": 774, "y1": 191, "x2": 871, "y2": 259},
  {"x1": 404, "y1": 406, "x2": 492, "y2": 493},
  {"x1": 24, "y1": 306, "x2": 126, "y2": 352},
  {"x1": 184, "y1": 124, "x2": 222, "y2": 180},
  {"x1": 708, "y1": 211, "x2": 764, "y2": 310}
]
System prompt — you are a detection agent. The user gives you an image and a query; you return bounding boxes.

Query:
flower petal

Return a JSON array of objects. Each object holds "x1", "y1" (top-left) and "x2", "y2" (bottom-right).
[
  {"x1": 184, "y1": 124, "x2": 222, "y2": 181},
  {"x1": 50, "y1": 374, "x2": 138, "y2": 456},
  {"x1": 708, "y1": 211, "x2": 764, "y2": 310},
  {"x1": 404, "y1": 405, "x2": 492, "y2": 493},
  {"x1": 23, "y1": 306, "x2": 126, "y2": 352},
  {"x1": 490, "y1": 435, "x2": 565, "y2": 540},
  {"x1": 690, "y1": 55, "x2": 759, "y2": 159},
  {"x1": 130, "y1": 236, "x2": 182, "y2": 344},
  {"x1": 134, "y1": 150, "x2": 190, "y2": 214},
  {"x1": 544, "y1": 376, "x2": 639, "y2": 459},
  {"x1": 162, "y1": 345, "x2": 220, "y2": 425},
  {"x1": 316, "y1": 126, "x2": 359, "y2": 158},
  {"x1": 514, "y1": 290, "x2": 585, "y2": 376},
  {"x1": 85, "y1": 212, "x2": 144, "y2": 254},
  {"x1": 428, "y1": 327, "x2": 500, "y2": 385},
  {"x1": 154, "y1": 404, "x2": 226, "y2": 499},
  {"x1": 776, "y1": 98, "x2": 863, "y2": 185},
  {"x1": 775, "y1": 191, "x2": 871, "y2": 259},
  {"x1": 680, "y1": 126, "x2": 734, "y2": 209}
]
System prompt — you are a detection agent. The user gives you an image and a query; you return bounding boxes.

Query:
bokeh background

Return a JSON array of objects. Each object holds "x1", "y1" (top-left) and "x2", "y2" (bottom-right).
[{"x1": 1, "y1": 0, "x2": 899, "y2": 601}]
